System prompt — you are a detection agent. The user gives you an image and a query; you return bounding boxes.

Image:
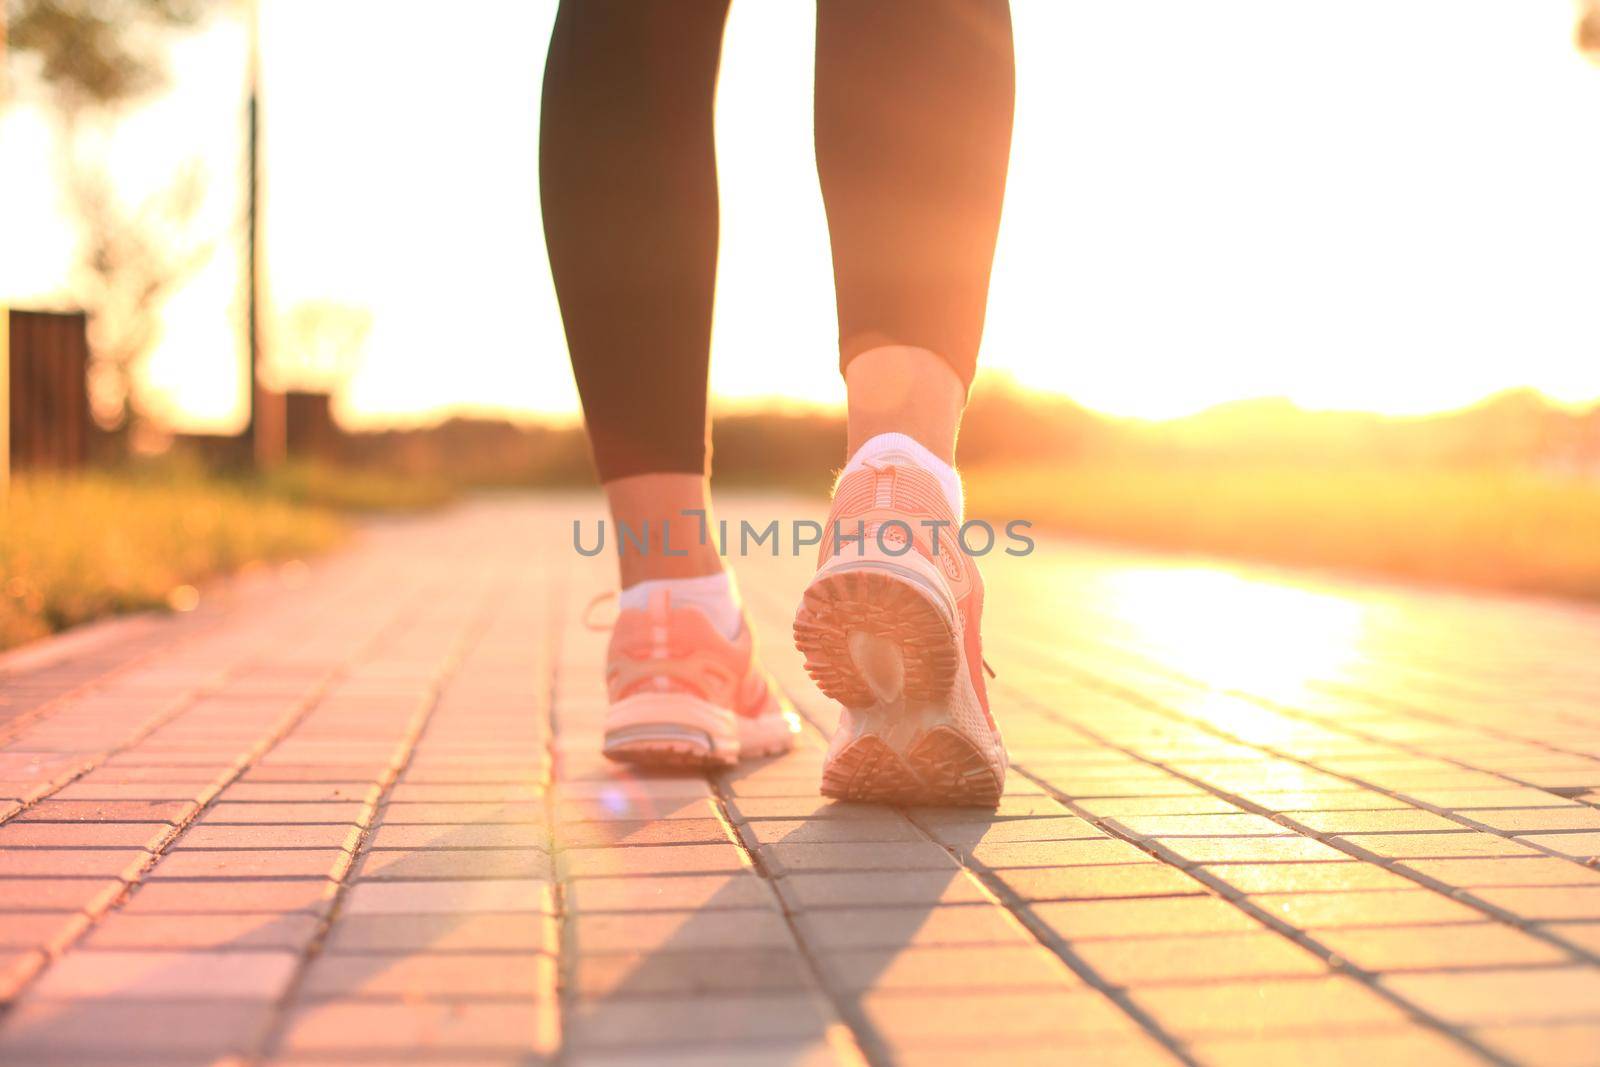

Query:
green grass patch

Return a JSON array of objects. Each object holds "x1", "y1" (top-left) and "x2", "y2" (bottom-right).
[
  {"x1": 0, "y1": 462, "x2": 453, "y2": 652},
  {"x1": 966, "y1": 463, "x2": 1600, "y2": 601}
]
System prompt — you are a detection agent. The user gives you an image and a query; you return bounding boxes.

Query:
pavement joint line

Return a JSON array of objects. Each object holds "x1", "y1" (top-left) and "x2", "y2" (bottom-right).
[
  {"x1": 0, "y1": 583, "x2": 426, "y2": 1022},
  {"x1": 249, "y1": 583, "x2": 507, "y2": 1061},
  {"x1": 703, "y1": 772, "x2": 875, "y2": 1067},
  {"x1": 895, "y1": 796, "x2": 1205, "y2": 1067},
  {"x1": 1045, "y1": 674, "x2": 1600, "y2": 969},
  {"x1": 708, "y1": 597, "x2": 878, "y2": 1067},
  {"x1": 0, "y1": 611, "x2": 211, "y2": 750},
  {"x1": 1048, "y1": 629, "x2": 1600, "y2": 822},
  {"x1": 1003, "y1": 760, "x2": 1513, "y2": 1067},
  {"x1": 993, "y1": 682, "x2": 1574, "y2": 1067},
  {"x1": 0, "y1": 574, "x2": 444, "y2": 1039},
  {"x1": 1006, "y1": 636, "x2": 1600, "y2": 887},
  {"x1": 0, "y1": 688, "x2": 227, "y2": 828},
  {"x1": 1315, "y1": 677, "x2": 1600, "y2": 762},
  {"x1": 544, "y1": 569, "x2": 575, "y2": 1060},
  {"x1": 1011, "y1": 662, "x2": 1600, "y2": 979}
]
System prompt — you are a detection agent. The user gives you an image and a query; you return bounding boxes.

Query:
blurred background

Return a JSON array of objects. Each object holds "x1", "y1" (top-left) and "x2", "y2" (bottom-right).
[{"x1": 3, "y1": 0, "x2": 1600, "y2": 648}]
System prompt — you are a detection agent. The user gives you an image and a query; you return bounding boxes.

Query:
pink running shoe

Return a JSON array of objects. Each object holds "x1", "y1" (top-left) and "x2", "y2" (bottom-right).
[
  {"x1": 602, "y1": 588, "x2": 799, "y2": 768},
  {"x1": 794, "y1": 461, "x2": 1007, "y2": 805}
]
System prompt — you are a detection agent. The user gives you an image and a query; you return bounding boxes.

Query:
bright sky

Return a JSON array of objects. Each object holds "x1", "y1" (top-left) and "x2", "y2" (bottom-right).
[{"x1": 3, "y1": 0, "x2": 1598, "y2": 431}]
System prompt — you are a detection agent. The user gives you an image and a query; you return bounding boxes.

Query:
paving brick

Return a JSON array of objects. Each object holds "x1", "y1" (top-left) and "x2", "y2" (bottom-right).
[
  {"x1": 203, "y1": 801, "x2": 367, "y2": 824},
  {"x1": 300, "y1": 950, "x2": 555, "y2": 998},
  {"x1": 1071, "y1": 932, "x2": 1327, "y2": 985},
  {"x1": 0, "y1": 912, "x2": 87, "y2": 950},
  {"x1": 557, "y1": 798, "x2": 714, "y2": 823},
  {"x1": 172, "y1": 823, "x2": 364, "y2": 851},
  {"x1": 1467, "y1": 808, "x2": 1600, "y2": 833},
  {"x1": 51, "y1": 781, "x2": 211, "y2": 801},
  {"x1": 387, "y1": 782, "x2": 545, "y2": 803},
  {"x1": 83, "y1": 911, "x2": 322, "y2": 951},
  {"x1": 1469, "y1": 886, "x2": 1600, "y2": 921},
  {"x1": 219, "y1": 782, "x2": 381, "y2": 803},
  {"x1": 1472, "y1": 1021, "x2": 1600, "y2": 1067},
  {"x1": 1548, "y1": 922, "x2": 1600, "y2": 954},
  {"x1": 568, "y1": 909, "x2": 796, "y2": 953},
  {"x1": 150, "y1": 848, "x2": 352, "y2": 880},
  {"x1": 325, "y1": 912, "x2": 558, "y2": 954},
  {"x1": 759, "y1": 841, "x2": 958, "y2": 876},
  {"x1": 1188, "y1": 1030, "x2": 1486, "y2": 1067},
  {"x1": 0, "y1": 877, "x2": 123, "y2": 912},
  {"x1": 569, "y1": 948, "x2": 812, "y2": 997},
  {"x1": 965, "y1": 838, "x2": 1154, "y2": 870},
  {"x1": 556, "y1": 779, "x2": 709, "y2": 800},
  {"x1": 568, "y1": 872, "x2": 775, "y2": 913},
  {"x1": 368, "y1": 822, "x2": 550, "y2": 850},
  {"x1": 990, "y1": 863, "x2": 1204, "y2": 902},
  {"x1": 1035, "y1": 896, "x2": 1264, "y2": 939},
  {"x1": 907, "y1": 796, "x2": 1080, "y2": 824},
  {"x1": 553, "y1": 818, "x2": 728, "y2": 850},
  {"x1": 1315, "y1": 922, "x2": 1567, "y2": 971},
  {"x1": 14, "y1": 799, "x2": 197, "y2": 824},
  {"x1": 736, "y1": 818, "x2": 922, "y2": 846},
  {"x1": 1285, "y1": 810, "x2": 1467, "y2": 834},
  {"x1": 30, "y1": 948, "x2": 299, "y2": 998},
  {"x1": 1398, "y1": 857, "x2": 1600, "y2": 888},
  {"x1": 1157, "y1": 836, "x2": 1350, "y2": 865},
  {"x1": 0, "y1": 849, "x2": 147, "y2": 879},
  {"x1": 817, "y1": 943, "x2": 1079, "y2": 992},
  {"x1": 0, "y1": 821, "x2": 172, "y2": 849},
  {"x1": 1383, "y1": 966, "x2": 1600, "y2": 1025},
  {"x1": 123, "y1": 879, "x2": 337, "y2": 914},
  {"x1": 343, "y1": 879, "x2": 555, "y2": 915},
  {"x1": 856, "y1": 988, "x2": 1142, "y2": 1042},
  {"x1": 559, "y1": 844, "x2": 746, "y2": 879},
  {"x1": 1333, "y1": 832, "x2": 1541, "y2": 859},
  {"x1": 275, "y1": 1000, "x2": 559, "y2": 1055},
  {"x1": 1109, "y1": 814, "x2": 1288, "y2": 837},
  {"x1": 379, "y1": 801, "x2": 549, "y2": 825},
  {"x1": 1248, "y1": 889, "x2": 1483, "y2": 928},
  {"x1": 0, "y1": 999, "x2": 271, "y2": 1056},
  {"x1": 1130, "y1": 976, "x2": 1409, "y2": 1035},
  {"x1": 1077, "y1": 796, "x2": 1247, "y2": 817},
  {"x1": 565, "y1": 993, "x2": 830, "y2": 1049},
  {"x1": 794, "y1": 905, "x2": 1030, "y2": 950},
  {"x1": 774, "y1": 870, "x2": 991, "y2": 910},
  {"x1": 921, "y1": 817, "x2": 1102, "y2": 849},
  {"x1": 1519, "y1": 832, "x2": 1600, "y2": 861},
  {"x1": 725, "y1": 798, "x2": 896, "y2": 822},
  {"x1": 358, "y1": 848, "x2": 552, "y2": 881},
  {"x1": 1201, "y1": 862, "x2": 1416, "y2": 895}
]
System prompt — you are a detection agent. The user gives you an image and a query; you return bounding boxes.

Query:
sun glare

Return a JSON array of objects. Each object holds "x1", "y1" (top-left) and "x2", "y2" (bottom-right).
[{"x1": 2, "y1": 1, "x2": 1599, "y2": 431}]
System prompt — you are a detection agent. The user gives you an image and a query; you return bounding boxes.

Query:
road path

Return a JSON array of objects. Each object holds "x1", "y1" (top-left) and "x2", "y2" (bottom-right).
[{"x1": 0, "y1": 494, "x2": 1597, "y2": 1066}]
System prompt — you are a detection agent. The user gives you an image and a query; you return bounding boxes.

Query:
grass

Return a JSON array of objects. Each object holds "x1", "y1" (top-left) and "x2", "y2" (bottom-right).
[
  {"x1": 966, "y1": 463, "x2": 1600, "y2": 601},
  {"x1": 0, "y1": 463, "x2": 454, "y2": 652}
]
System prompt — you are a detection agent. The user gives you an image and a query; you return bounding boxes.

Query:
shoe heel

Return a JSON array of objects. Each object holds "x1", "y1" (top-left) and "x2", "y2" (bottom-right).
[{"x1": 793, "y1": 567, "x2": 958, "y2": 708}]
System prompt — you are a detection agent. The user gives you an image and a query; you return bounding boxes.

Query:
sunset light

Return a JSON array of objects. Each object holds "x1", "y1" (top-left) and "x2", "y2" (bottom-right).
[{"x1": 4, "y1": 1, "x2": 1600, "y2": 429}]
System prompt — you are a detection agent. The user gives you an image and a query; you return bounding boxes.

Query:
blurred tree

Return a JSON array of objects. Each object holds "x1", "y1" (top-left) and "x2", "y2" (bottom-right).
[
  {"x1": 70, "y1": 163, "x2": 212, "y2": 429},
  {"x1": 4, "y1": 0, "x2": 226, "y2": 434},
  {"x1": 277, "y1": 301, "x2": 372, "y2": 394},
  {"x1": 3, "y1": 0, "x2": 210, "y2": 109}
]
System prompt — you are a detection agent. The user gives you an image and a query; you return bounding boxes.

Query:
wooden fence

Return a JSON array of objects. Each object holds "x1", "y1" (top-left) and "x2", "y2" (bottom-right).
[{"x1": 3, "y1": 309, "x2": 93, "y2": 484}]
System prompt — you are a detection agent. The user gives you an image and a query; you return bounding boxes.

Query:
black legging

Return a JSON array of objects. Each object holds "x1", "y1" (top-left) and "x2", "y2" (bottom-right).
[{"x1": 541, "y1": 0, "x2": 1014, "y2": 481}]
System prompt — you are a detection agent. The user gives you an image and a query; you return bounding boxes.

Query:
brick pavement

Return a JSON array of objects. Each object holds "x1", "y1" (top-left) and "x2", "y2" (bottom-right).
[{"x1": 0, "y1": 495, "x2": 1597, "y2": 1065}]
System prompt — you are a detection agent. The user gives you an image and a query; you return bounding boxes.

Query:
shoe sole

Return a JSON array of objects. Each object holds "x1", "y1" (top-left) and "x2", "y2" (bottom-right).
[
  {"x1": 797, "y1": 567, "x2": 1000, "y2": 807},
  {"x1": 794, "y1": 567, "x2": 958, "y2": 708},
  {"x1": 821, "y1": 724, "x2": 1001, "y2": 806},
  {"x1": 602, "y1": 696, "x2": 739, "y2": 770}
]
